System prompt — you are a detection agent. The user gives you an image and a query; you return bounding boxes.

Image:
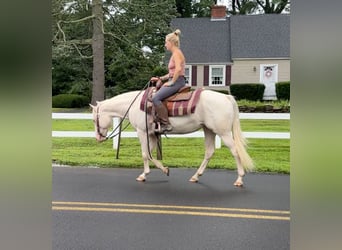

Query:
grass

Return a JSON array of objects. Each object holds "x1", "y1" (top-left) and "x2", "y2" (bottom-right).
[
  {"x1": 52, "y1": 119, "x2": 290, "y2": 132},
  {"x1": 52, "y1": 137, "x2": 289, "y2": 174},
  {"x1": 52, "y1": 118, "x2": 290, "y2": 174}
]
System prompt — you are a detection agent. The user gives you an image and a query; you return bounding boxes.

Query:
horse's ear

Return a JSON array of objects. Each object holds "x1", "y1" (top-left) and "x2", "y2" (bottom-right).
[{"x1": 89, "y1": 104, "x2": 95, "y2": 109}]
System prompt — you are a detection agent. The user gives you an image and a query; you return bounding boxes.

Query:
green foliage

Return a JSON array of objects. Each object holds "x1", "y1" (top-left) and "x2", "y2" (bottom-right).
[
  {"x1": 230, "y1": 83, "x2": 265, "y2": 101},
  {"x1": 52, "y1": 0, "x2": 177, "y2": 99},
  {"x1": 52, "y1": 55, "x2": 92, "y2": 96},
  {"x1": 68, "y1": 80, "x2": 92, "y2": 99},
  {"x1": 152, "y1": 66, "x2": 168, "y2": 77},
  {"x1": 213, "y1": 89, "x2": 230, "y2": 95},
  {"x1": 176, "y1": 0, "x2": 192, "y2": 17},
  {"x1": 192, "y1": 0, "x2": 216, "y2": 17},
  {"x1": 228, "y1": 0, "x2": 258, "y2": 15},
  {"x1": 276, "y1": 81, "x2": 290, "y2": 100},
  {"x1": 52, "y1": 94, "x2": 90, "y2": 108}
]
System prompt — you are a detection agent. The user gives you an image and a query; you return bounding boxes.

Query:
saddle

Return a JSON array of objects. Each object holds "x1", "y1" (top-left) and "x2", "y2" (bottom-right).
[{"x1": 140, "y1": 86, "x2": 203, "y2": 117}]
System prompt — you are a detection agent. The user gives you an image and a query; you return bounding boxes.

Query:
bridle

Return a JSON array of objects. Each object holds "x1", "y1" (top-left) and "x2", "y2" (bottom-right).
[
  {"x1": 95, "y1": 106, "x2": 108, "y2": 139},
  {"x1": 94, "y1": 81, "x2": 151, "y2": 141}
]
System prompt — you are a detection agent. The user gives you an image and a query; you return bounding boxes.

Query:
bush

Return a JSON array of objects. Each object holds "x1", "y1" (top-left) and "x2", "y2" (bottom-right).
[
  {"x1": 230, "y1": 83, "x2": 265, "y2": 101},
  {"x1": 276, "y1": 81, "x2": 290, "y2": 100},
  {"x1": 68, "y1": 81, "x2": 92, "y2": 99},
  {"x1": 52, "y1": 94, "x2": 90, "y2": 108}
]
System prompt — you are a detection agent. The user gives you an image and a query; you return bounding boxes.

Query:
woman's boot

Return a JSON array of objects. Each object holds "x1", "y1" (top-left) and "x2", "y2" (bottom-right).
[{"x1": 154, "y1": 103, "x2": 172, "y2": 133}]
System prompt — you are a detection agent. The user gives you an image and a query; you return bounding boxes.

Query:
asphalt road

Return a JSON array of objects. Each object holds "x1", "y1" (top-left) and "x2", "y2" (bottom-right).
[{"x1": 52, "y1": 166, "x2": 290, "y2": 250}]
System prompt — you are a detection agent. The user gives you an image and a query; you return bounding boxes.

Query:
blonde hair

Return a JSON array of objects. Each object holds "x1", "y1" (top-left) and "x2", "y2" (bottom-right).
[{"x1": 166, "y1": 29, "x2": 181, "y2": 47}]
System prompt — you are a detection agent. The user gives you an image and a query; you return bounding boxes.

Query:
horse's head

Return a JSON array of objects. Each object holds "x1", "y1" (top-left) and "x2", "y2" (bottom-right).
[{"x1": 90, "y1": 102, "x2": 112, "y2": 142}]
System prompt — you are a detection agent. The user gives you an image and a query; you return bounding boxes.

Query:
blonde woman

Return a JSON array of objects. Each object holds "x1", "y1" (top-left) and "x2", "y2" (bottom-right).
[{"x1": 150, "y1": 29, "x2": 186, "y2": 133}]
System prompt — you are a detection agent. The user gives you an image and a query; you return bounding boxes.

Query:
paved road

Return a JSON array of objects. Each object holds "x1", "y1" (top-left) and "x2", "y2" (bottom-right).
[{"x1": 53, "y1": 166, "x2": 289, "y2": 250}]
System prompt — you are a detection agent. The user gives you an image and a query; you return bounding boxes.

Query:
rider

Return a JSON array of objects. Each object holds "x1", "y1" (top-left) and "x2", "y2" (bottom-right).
[{"x1": 150, "y1": 29, "x2": 186, "y2": 133}]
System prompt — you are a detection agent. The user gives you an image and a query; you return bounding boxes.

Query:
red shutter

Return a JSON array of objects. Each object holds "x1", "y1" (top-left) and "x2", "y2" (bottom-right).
[
  {"x1": 191, "y1": 66, "x2": 197, "y2": 86},
  {"x1": 204, "y1": 65, "x2": 209, "y2": 86},
  {"x1": 226, "y1": 65, "x2": 231, "y2": 86}
]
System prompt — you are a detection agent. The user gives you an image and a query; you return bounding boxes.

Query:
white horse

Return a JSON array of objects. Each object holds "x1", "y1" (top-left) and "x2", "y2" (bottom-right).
[{"x1": 90, "y1": 89, "x2": 254, "y2": 186}]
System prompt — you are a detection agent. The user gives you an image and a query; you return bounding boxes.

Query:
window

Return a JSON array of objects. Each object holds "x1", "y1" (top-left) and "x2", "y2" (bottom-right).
[
  {"x1": 209, "y1": 65, "x2": 225, "y2": 86},
  {"x1": 184, "y1": 65, "x2": 191, "y2": 85}
]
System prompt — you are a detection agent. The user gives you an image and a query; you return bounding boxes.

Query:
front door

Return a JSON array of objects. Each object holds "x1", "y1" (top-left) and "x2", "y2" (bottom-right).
[{"x1": 260, "y1": 64, "x2": 278, "y2": 100}]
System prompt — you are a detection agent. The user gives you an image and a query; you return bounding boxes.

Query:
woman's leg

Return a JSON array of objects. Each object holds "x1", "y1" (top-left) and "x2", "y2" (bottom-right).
[{"x1": 152, "y1": 78, "x2": 185, "y2": 132}]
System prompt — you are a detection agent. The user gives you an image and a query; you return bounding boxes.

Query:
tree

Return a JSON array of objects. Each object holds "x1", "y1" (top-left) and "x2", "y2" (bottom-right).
[
  {"x1": 255, "y1": 0, "x2": 290, "y2": 13},
  {"x1": 229, "y1": 0, "x2": 258, "y2": 15},
  {"x1": 91, "y1": 0, "x2": 104, "y2": 104},
  {"x1": 176, "y1": 0, "x2": 192, "y2": 17},
  {"x1": 52, "y1": 0, "x2": 177, "y2": 101},
  {"x1": 192, "y1": 0, "x2": 216, "y2": 17}
]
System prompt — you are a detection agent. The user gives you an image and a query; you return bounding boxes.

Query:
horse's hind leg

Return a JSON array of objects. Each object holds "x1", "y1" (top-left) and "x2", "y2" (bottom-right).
[
  {"x1": 220, "y1": 133, "x2": 245, "y2": 187},
  {"x1": 189, "y1": 127, "x2": 215, "y2": 183},
  {"x1": 148, "y1": 135, "x2": 169, "y2": 176}
]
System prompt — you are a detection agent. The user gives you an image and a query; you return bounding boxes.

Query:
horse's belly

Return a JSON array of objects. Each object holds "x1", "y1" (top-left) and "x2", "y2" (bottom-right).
[{"x1": 169, "y1": 116, "x2": 201, "y2": 134}]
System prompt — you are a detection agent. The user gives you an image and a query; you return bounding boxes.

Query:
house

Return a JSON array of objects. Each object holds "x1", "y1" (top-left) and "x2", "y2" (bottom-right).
[{"x1": 170, "y1": 5, "x2": 290, "y2": 100}]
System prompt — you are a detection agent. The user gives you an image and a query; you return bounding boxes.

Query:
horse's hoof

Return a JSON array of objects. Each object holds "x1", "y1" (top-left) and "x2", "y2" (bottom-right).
[
  {"x1": 136, "y1": 176, "x2": 146, "y2": 182},
  {"x1": 234, "y1": 181, "x2": 243, "y2": 187},
  {"x1": 189, "y1": 177, "x2": 198, "y2": 183},
  {"x1": 164, "y1": 167, "x2": 169, "y2": 176}
]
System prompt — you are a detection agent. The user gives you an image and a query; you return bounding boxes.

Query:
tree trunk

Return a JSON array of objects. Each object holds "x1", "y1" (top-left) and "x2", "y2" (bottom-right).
[{"x1": 91, "y1": 0, "x2": 105, "y2": 104}]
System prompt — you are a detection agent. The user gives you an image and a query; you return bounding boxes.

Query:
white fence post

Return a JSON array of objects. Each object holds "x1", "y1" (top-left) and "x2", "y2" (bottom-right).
[
  {"x1": 112, "y1": 117, "x2": 120, "y2": 149},
  {"x1": 215, "y1": 135, "x2": 221, "y2": 148}
]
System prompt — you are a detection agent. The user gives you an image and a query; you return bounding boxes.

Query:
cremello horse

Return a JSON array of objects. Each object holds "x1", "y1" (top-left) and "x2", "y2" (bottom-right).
[{"x1": 90, "y1": 89, "x2": 254, "y2": 186}]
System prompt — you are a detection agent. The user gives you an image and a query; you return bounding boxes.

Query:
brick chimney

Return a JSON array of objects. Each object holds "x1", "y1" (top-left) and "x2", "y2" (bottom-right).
[{"x1": 211, "y1": 5, "x2": 227, "y2": 21}]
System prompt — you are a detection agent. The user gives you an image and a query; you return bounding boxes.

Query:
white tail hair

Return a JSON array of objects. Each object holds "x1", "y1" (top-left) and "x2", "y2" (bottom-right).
[{"x1": 226, "y1": 95, "x2": 255, "y2": 171}]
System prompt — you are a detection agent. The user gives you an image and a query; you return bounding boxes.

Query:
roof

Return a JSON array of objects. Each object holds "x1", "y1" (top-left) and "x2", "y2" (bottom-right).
[
  {"x1": 171, "y1": 18, "x2": 231, "y2": 64},
  {"x1": 170, "y1": 14, "x2": 290, "y2": 63},
  {"x1": 230, "y1": 14, "x2": 290, "y2": 59}
]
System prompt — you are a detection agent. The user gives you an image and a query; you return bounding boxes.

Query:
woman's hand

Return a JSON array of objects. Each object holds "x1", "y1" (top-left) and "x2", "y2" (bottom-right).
[{"x1": 150, "y1": 76, "x2": 159, "y2": 82}]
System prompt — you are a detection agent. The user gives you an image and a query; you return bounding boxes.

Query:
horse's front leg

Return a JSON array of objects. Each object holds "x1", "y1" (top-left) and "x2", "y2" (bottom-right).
[
  {"x1": 136, "y1": 150, "x2": 150, "y2": 182},
  {"x1": 136, "y1": 132, "x2": 168, "y2": 182},
  {"x1": 136, "y1": 131, "x2": 152, "y2": 182}
]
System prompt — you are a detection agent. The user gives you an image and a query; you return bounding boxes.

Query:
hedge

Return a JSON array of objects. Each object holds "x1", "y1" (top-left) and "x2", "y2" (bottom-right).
[
  {"x1": 230, "y1": 83, "x2": 265, "y2": 101},
  {"x1": 52, "y1": 94, "x2": 90, "y2": 108},
  {"x1": 275, "y1": 81, "x2": 290, "y2": 100}
]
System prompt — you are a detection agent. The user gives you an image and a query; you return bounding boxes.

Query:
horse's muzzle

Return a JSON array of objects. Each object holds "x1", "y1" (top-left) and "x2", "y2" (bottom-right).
[{"x1": 96, "y1": 133, "x2": 107, "y2": 142}]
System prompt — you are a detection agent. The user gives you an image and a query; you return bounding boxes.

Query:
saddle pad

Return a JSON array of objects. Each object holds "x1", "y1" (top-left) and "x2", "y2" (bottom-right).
[
  {"x1": 140, "y1": 87, "x2": 203, "y2": 117},
  {"x1": 166, "y1": 88, "x2": 203, "y2": 116}
]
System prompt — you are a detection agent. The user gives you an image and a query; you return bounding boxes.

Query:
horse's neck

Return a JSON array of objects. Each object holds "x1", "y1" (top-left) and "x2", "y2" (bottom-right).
[{"x1": 101, "y1": 91, "x2": 141, "y2": 118}]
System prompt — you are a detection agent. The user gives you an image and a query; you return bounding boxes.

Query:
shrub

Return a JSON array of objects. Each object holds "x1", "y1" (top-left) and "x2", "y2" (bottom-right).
[
  {"x1": 213, "y1": 89, "x2": 230, "y2": 95},
  {"x1": 52, "y1": 94, "x2": 90, "y2": 108},
  {"x1": 68, "y1": 81, "x2": 92, "y2": 99},
  {"x1": 276, "y1": 81, "x2": 290, "y2": 100},
  {"x1": 230, "y1": 83, "x2": 265, "y2": 101}
]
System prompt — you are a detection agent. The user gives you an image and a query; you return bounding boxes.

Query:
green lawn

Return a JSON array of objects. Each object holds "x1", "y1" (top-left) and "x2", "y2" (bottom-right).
[
  {"x1": 52, "y1": 119, "x2": 290, "y2": 132},
  {"x1": 52, "y1": 118, "x2": 290, "y2": 174}
]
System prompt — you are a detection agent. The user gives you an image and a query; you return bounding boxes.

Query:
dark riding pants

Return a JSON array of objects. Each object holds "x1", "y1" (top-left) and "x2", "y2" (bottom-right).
[{"x1": 152, "y1": 76, "x2": 186, "y2": 106}]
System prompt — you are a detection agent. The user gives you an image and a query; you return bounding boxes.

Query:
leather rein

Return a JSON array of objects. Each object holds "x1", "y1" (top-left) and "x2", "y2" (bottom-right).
[{"x1": 95, "y1": 82, "x2": 151, "y2": 141}]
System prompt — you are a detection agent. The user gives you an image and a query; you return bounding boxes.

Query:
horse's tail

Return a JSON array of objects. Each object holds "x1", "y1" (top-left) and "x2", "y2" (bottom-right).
[{"x1": 226, "y1": 95, "x2": 255, "y2": 172}]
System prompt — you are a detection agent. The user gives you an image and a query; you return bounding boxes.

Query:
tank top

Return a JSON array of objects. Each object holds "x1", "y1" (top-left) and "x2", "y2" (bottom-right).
[{"x1": 168, "y1": 56, "x2": 185, "y2": 77}]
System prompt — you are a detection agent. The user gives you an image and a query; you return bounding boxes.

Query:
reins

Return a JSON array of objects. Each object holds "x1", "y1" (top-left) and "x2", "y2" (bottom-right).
[{"x1": 96, "y1": 81, "x2": 152, "y2": 141}]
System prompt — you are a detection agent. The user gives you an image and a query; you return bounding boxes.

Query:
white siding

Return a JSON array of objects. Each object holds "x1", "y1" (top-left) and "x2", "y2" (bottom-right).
[{"x1": 231, "y1": 59, "x2": 290, "y2": 84}]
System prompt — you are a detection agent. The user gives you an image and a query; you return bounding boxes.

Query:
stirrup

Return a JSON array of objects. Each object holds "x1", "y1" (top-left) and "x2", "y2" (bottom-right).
[{"x1": 154, "y1": 122, "x2": 172, "y2": 134}]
